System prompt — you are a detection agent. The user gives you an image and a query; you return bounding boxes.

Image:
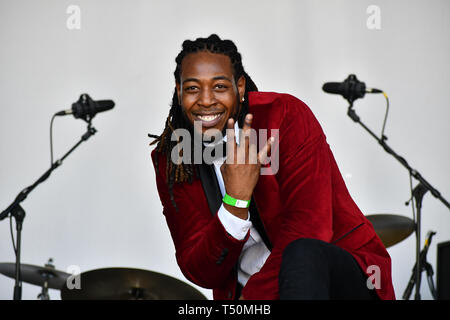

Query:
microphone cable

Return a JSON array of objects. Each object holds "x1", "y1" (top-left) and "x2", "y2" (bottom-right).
[
  {"x1": 50, "y1": 113, "x2": 57, "y2": 165},
  {"x1": 381, "y1": 92, "x2": 390, "y2": 142},
  {"x1": 9, "y1": 214, "x2": 17, "y2": 256}
]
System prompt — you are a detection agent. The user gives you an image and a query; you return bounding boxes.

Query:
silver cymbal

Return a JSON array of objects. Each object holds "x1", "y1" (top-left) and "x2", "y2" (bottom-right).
[{"x1": 0, "y1": 262, "x2": 70, "y2": 289}]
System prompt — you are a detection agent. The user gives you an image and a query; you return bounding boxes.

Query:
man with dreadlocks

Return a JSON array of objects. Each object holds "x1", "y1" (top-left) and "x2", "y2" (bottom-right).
[{"x1": 150, "y1": 34, "x2": 395, "y2": 300}]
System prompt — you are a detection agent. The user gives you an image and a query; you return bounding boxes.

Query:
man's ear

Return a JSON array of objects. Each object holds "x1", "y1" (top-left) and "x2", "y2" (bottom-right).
[{"x1": 237, "y1": 75, "x2": 246, "y2": 101}]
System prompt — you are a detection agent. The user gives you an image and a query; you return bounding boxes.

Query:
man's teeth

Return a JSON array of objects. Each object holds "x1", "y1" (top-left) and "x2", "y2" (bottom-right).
[{"x1": 198, "y1": 114, "x2": 221, "y2": 121}]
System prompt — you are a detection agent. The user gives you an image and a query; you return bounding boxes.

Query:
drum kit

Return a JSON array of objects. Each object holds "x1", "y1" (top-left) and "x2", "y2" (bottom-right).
[
  {"x1": 0, "y1": 213, "x2": 413, "y2": 300},
  {"x1": 0, "y1": 260, "x2": 207, "y2": 300}
]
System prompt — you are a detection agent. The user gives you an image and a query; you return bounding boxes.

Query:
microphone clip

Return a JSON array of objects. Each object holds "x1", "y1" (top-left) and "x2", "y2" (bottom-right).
[
  {"x1": 342, "y1": 74, "x2": 367, "y2": 104},
  {"x1": 72, "y1": 93, "x2": 97, "y2": 123}
]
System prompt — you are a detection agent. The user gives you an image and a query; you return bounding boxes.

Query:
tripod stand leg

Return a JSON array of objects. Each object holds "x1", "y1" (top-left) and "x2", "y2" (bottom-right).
[{"x1": 424, "y1": 262, "x2": 437, "y2": 299}]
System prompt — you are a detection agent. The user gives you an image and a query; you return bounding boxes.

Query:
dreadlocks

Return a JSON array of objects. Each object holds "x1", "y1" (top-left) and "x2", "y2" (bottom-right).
[{"x1": 149, "y1": 34, "x2": 258, "y2": 209}]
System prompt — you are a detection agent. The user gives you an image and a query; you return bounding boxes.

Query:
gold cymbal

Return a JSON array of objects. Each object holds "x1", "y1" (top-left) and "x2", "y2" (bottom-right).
[
  {"x1": 366, "y1": 214, "x2": 415, "y2": 248},
  {"x1": 60, "y1": 267, "x2": 207, "y2": 300}
]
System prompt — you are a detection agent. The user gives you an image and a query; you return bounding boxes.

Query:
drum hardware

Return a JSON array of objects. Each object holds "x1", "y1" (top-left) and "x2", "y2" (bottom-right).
[
  {"x1": 1, "y1": 262, "x2": 206, "y2": 300},
  {"x1": 37, "y1": 258, "x2": 56, "y2": 300}
]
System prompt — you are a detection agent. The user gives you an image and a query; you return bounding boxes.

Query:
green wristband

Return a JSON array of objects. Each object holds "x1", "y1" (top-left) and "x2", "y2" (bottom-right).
[{"x1": 222, "y1": 193, "x2": 251, "y2": 208}]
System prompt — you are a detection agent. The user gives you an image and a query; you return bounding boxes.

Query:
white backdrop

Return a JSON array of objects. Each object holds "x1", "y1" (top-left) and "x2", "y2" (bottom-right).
[{"x1": 1, "y1": 0, "x2": 449, "y2": 300}]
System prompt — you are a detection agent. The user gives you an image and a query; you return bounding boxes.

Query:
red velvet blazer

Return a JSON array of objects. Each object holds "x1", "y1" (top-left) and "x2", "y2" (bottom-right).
[{"x1": 151, "y1": 91, "x2": 396, "y2": 300}]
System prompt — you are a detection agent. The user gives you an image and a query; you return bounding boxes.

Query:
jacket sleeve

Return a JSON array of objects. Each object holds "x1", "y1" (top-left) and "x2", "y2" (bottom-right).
[
  {"x1": 151, "y1": 151, "x2": 249, "y2": 289},
  {"x1": 242, "y1": 95, "x2": 334, "y2": 299}
]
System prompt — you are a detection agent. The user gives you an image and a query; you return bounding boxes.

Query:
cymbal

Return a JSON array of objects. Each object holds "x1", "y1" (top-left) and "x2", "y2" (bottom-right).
[
  {"x1": 60, "y1": 267, "x2": 207, "y2": 300},
  {"x1": 366, "y1": 214, "x2": 415, "y2": 248},
  {"x1": 0, "y1": 262, "x2": 70, "y2": 289}
]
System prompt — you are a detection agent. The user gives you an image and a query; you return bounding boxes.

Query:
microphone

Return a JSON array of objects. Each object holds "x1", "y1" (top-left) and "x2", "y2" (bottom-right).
[
  {"x1": 322, "y1": 74, "x2": 383, "y2": 103},
  {"x1": 56, "y1": 94, "x2": 115, "y2": 120}
]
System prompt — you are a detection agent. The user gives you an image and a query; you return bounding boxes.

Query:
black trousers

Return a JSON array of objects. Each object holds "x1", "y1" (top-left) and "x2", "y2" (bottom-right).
[{"x1": 278, "y1": 238, "x2": 379, "y2": 300}]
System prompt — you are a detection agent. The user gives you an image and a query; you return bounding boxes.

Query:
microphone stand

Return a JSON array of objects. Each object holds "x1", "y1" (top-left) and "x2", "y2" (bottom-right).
[
  {"x1": 402, "y1": 231, "x2": 437, "y2": 300},
  {"x1": 346, "y1": 101, "x2": 450, "y2": 300},
  {"x1": 0, "y1": 117, "x2": 97, "y2": 300}
]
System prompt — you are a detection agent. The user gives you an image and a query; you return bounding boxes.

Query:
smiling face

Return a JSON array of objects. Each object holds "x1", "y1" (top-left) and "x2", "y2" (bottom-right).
[{"x1": 176, "y1": 51, "x2": 246, "y2": 137}]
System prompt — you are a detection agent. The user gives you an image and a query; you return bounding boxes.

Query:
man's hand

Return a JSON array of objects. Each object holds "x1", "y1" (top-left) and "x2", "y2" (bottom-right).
[{"x1": 220, "y1": 114, "x2": 274, "y2": 220}]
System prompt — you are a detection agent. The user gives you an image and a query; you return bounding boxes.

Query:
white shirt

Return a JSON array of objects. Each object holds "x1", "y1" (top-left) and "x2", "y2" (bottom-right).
[{"x1": 206, "y1": 123, "x2": 270, "y2": 286}]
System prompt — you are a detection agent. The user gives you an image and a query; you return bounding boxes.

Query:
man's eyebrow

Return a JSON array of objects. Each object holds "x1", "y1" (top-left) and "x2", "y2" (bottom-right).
[
  {"x1": 181, "y1": 78, "x2": 199, "y2": 84},
  {"x1": 182, "y1": 76, "x2": 233, "y2": 84},
  {"x1": 212, "y1": 76, "x2": 232, "y2": 82}
]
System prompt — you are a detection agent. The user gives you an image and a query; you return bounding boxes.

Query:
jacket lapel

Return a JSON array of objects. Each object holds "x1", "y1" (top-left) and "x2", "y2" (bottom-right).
[
  {"x1": 249, "y1": 197, "x2": 273, "y2": 251},
  {"x1": 197, "y1": 163, "x2": 222, "y2": 216}
]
